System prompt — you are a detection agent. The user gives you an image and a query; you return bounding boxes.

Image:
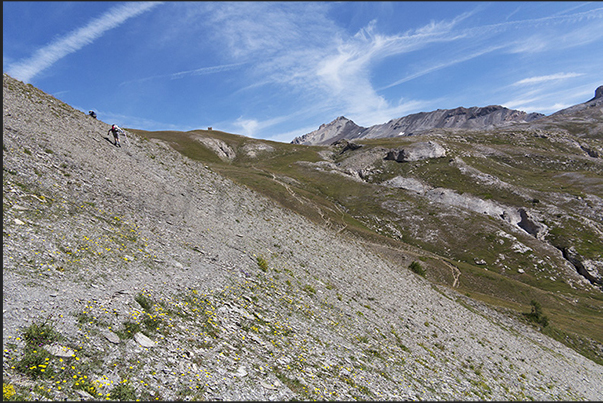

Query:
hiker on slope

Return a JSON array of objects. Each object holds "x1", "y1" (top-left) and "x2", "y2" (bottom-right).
[
  {"x1": 88, "y1": 110, "x2": 97, "y2": 119},
  {"x1": 108, "y1": 124, "x2": 124, "y2": 147}
]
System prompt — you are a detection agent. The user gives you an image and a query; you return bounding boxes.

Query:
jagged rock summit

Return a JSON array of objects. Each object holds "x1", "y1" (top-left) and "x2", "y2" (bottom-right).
[
  {"x1": 291, "y1": 116, "x2": 363, "y2": 145},
  {"x1": 551, "y1": 85, "x2": 603, "y2": 116},
  {"x1": 589, "y1": 85, "x2": 603, "y2": 102}
]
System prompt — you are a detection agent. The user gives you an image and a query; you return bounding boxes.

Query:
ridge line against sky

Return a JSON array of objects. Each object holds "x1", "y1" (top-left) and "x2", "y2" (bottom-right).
[{"x1": 3, "y1": 2, "x2": 602, "y2": 142}]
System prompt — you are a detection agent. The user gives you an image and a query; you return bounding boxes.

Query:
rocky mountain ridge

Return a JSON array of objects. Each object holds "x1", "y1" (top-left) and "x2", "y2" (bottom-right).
[
  {"x1": 3, "y1": 73, "x2": 603, "y2": 401},
  {"x1": 293, "y1": 103, "x2": 552, "y2": 146},
  {"x1": 550, "y1": 85, "x2": 603, "y2": 116}
]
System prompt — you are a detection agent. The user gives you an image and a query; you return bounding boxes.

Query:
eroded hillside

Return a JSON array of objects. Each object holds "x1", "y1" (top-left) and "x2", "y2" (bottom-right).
[
  {"x1": 133, "y1": 105, "x2": 603, "y2": 362},
  {"x1": 3, "y1": 73, "x2": 603, "y2": 401}
]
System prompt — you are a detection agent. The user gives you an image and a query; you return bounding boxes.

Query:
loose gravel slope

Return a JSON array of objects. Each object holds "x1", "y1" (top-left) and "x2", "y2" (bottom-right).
[{"x1": 3, "y1": 73, "x2": 603, "y2": 401}]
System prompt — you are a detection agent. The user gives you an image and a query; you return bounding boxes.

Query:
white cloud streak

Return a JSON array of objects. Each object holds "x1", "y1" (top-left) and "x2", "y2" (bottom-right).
[
  {"x1": 513, "y1": 73, "x2": 584, "y2": 86},
  {"x1": 380, "y1": 44, "x2": 508, "y2": 90},
  {"x1": 6, "y1": 2, "x2": 161, "y2": 83},
  {"x1": 119, "y1": 62, "x2": 246, "y2": 86},
  {"x1": 169, "y1": 63, "x2": 245, "y2": 79}
]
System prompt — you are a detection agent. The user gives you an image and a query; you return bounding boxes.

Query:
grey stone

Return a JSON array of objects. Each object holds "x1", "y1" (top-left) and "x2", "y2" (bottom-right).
[
  {"x1": 44, "y1": 344, "x2": 75, "y2": 357},
  {"x1": 134, "y1": 332, "x2": 156, "y2": 348},
  {"x1": 102, "y1": 330, "x2": 120, "y2": 344}
]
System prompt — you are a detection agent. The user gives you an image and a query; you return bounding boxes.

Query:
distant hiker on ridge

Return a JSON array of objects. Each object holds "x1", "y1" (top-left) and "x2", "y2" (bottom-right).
[
  {"x1": 108, "y1": 124, "x2": 124, "y2": 147},
  {"x1": 88, "y1": 110, "x2": 97, "y2": 119}
]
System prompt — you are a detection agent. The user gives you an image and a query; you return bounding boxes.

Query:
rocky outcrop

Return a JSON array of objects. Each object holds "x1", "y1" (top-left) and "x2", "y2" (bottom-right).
[
  {"x1": 384, "y1": 141, "x2": 446, "y2": 162},
  {"x1": 380, "y1": 176, "x2": 524, "y2": 225},
  {"x1": 242, "y1": 142, "x2": 275, "y2": 158},
  {"x1": 563, "y1": 247, "x2": 603, "y2": 286},
  {"x1": 517, "y1": 208, "x2": 548, "y2": 240},
  {"x1": 587, "y1": 85, "x2": 603, "y2": 103},
  {"x1": 381, "y1": 176, "x2": 427, "y2": 194},
  {"x1": 333, "y1": 139, "x2": 363, "y2": 154},
  {"x1": 195, "y1": 136, "x2": 236, "y2": 161}
]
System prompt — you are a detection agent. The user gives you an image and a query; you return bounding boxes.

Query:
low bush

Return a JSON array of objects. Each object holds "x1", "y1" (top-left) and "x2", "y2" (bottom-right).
[
  {"x1": 256, "y1": 255, "x2": 269, "y2": 272},
  {"x1": 409, "y1": 261, "x2": 426, "y2": 277},
  {"x1": 110, "y1": 380, "x2": 137, "y2": 401},
  {"x1": 524, "y1": 300, "x2": 549, "y2": 327}
]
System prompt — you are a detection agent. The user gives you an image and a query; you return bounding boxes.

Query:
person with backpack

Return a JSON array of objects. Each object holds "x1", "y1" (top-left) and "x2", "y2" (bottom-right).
[
  {"x1": 108, "y1": 124, "x2": 123, "y2": 147},
  {"x1": 88, "y1": 110, "x2": 97, "y2": 119}
]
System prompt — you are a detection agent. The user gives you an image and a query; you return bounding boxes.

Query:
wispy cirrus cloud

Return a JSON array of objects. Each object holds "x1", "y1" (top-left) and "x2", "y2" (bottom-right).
[
  {"x1": 307, "y1": 15, "x2": 473, "y2": 126},
  {"x1": 504, "y1": 84, "x2": 596, "y2": 113},
  {"x1": 380, "y1": 44, "x2": 507, "y2": 91},
  {"x1": 192, "y1": 4, "x2": 488, "y2": 128},
  {"x1": 513, "y1": 72, "x2": 584, "y2": 86},
  {"x1": 165, "y1": 3, "x2": 603, "y2": 135},
  {"x1": 119, "y1": 62, "x2": 246, "y2": 86},
  {"x1": 6, "y1": 2, "x2": 161, "y2": 83}
]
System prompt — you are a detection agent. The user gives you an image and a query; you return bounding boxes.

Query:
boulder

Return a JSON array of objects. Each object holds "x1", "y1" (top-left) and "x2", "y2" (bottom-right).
[
  {"x1": 385, "y1": 141, "x2": 446, "y2": 162},
  {"x1": 102, "y1": 330, "x2": 120, "y2": 344}
]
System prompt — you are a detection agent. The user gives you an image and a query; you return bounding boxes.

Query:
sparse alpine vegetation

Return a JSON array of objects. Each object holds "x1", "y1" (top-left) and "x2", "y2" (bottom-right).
[{"x1": 3, "y1": 73, "x2": 603, "y2": 401}]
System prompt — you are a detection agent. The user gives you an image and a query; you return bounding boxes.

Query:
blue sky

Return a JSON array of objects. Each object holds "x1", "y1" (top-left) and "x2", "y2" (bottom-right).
[{"x1": 4, "y1": 2, "x2": 603, "y2": 143}]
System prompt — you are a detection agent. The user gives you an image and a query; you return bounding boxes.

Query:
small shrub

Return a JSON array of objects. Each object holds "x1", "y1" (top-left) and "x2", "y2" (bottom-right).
[
  {"x1": 116, "y1": 321, "x2": 141, "y2": 339},
  {"x1": 256, "y1": 255, "x2": 269, "y2": 272},
  {"x1": 135, "y1": 292, "x2": 153, "y2": 312},
  {"x1": 73, "y1": 377, "x2": 97, "y2": 396},
  {"x1": 22, "y1": 320, "x2": 61, "y2": 347},
  {"x1": 357, "y1": 335, "x2": 369, "y2": 343},
  {"x1": 303, "y1": 284, "x2": 316, "y2": 294},
  {"x1": 409, "y1": 261, "x2": 426, "y2": 277},
  {"x1": 15, "y1": 346, "x2": 55, "y2": 379},
  {"x1": 110, "y1": 380, "x2": 137, "y2": 401},
  {"x1": 524, "y1": 300, "x2": 549, "y2": 327},
  {"x1": 142, "y1": 312, "x2": 162, "y2": 333}
]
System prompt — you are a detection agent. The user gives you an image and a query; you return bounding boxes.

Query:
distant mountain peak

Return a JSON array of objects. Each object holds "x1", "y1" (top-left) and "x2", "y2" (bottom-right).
[
  {"x1": 292, "y1": 116, "x2": 363, "y2": 145},
  {"x1": 292, "y1": 105, "x2": 544, "y2": 146}
]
